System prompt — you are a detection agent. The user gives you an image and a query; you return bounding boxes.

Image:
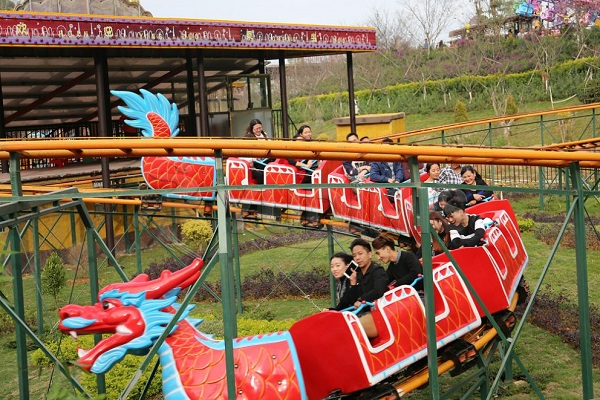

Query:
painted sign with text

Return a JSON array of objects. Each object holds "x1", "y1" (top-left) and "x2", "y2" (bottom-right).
[{"x1": 0, "y1": 12, "x2": 376, "y2": 51}]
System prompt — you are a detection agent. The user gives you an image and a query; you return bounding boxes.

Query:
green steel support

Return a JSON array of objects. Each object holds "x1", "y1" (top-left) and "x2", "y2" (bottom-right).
[
  {"x1": 593, "y1": 108, "x2": 596, "y2": 140},
  {"x1": 32, "y1": 207, "x2": 44, "y2": 335},
  {"x1": 410, "y1": 155, "x2": 440, "y2": 399},
  {"x1": 539, "y1": 115, "x2": 545, "y2": 210},
  {"x1": 9, "y1": 153, "x2": 29, "y2": 400},
  {"x1": 498, "y1": 342, "x2": 513, "y2": 382},
  {"x1": 231, "y1": 212, "x2": 243, "y2": 315},
  {"x1": 74, "y1": 200, "x2": 128, "y2": 282},
  {"x1": 215, "y1": 150, "x2": 238, "y2": 399},
  {"x1": 488, "y1": 122, "x2": 495, "y2": 185},
  {"x1": 87, "y1": 227, "x2": 106, "y2": 395},
  {"x1": 70, "y1": 211, "x2": 77, "y2": 247},
  {"x1": 569, "y1": 162, "x2": 594, "y2": 399},
  {"x1": 171, "y1": 206, "x2": 178, "y2": 237},
  {"x1": 327, "y1": 224, "x2": 336, "y2": 307},
  {"x1": 138, "y1": 358, "x2": 161, "y2": 400},
  {"x1": 134, "y1": 206, "x2": 142, "y2": 274},
  {"x1": 565, "y1": 168, "x2": 571, "y2": 212},
  {"x1": 487, "y1": 201, "x2": 577, "y2": 400},
  {"x1": 11, "y1": 222, "x2": 28, "y2": 400},
  {"x1": 122, "y1": 204, "x2": 131, "y2": 253}
]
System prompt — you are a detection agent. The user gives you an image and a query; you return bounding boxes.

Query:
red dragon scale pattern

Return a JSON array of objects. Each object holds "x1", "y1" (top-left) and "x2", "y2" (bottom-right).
[{"x1": 112, "y1": 89, "x2": 217, "y2": 201}]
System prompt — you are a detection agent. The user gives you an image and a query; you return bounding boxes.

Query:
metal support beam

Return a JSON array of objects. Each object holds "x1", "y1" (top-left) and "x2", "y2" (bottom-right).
[
  {"x1": 411, "y1": 155, "x2": 440, "y2": 398},
  {"x1": 279, "y1": 51, "x2": 289, "y2": 139},
  {"x1": 0, "y1": 72, "x2": 8, "y2": 173},
  {"x1": 134, "y1": 206, "x2": 142, "y2": 274},
  {"x1": 215, "y1": 149, "x2": 237, "y2": 397},
  {"x1": 94, "y1": 50, "x2": 116, "y2": 260},
  {"x1": 196, "y1": 50, "x2": 209, "y2": 136},
  {"x1": 346, "y1": 52, "x2": 357, "y2": 134},
  {"x1": 87, "y1": 226, "x2": 106, "y2": 395},
  {"x1": 232, "y1": 212, "x2": 243, "y2": 315},
  {"x1": 32, "y1": 207, "x2": 44, "y2": 335},
  {"x1": 327, "y1": 224, "x2": 336, "y2": 307},
  {"x1": 185, "y1": 51, "x2": 198, "y2": 136},
  {"x1": 570, "y1": 162, "x2": 594, "y2": 399},
  {"x1": 8, "y1": 153, "x2": 29, "y2": 400}
]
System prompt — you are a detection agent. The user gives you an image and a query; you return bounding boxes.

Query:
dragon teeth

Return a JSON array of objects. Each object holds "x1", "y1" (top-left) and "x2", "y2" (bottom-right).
[
  {"x1": 70, "y1": 331, "x2": 78, "y2": 340},
  {"x1": 77, "y1": 348, "x2": 89, "y2": 358},
  {"x1": 116, "y1": 325, "x2": 133, "y2": 335}
]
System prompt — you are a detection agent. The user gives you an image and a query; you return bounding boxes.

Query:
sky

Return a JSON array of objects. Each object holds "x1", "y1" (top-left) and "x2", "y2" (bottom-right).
[
  {"x1": 141, "y1": 0, "x2": 469, "y2": 42},
  {"x1": 141, "y1": 0, "x2": 397, "y2": 26}
]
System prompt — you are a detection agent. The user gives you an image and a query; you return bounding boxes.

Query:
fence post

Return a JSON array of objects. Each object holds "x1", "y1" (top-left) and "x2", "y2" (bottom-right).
[{"x1": 539, "y1": 115, "x2": 545, "y2": 210}]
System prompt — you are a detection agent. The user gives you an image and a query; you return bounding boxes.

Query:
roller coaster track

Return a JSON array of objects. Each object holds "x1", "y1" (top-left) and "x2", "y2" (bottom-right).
[
  {"x1": 0, "y1": 136, "x2": 599, "y2": 168},
  {"x1": 389, "y1": 295, "x2": 520, "y2": 398},
  {"x1": 541, "y1": 137, "x2": 600, "y2": 151},
  {"x1": 0, "y1": 108, "x2": 594, "y2": 400},
  {"x1": 376, "y1": 102, "x2": 600, "y2": 144}
]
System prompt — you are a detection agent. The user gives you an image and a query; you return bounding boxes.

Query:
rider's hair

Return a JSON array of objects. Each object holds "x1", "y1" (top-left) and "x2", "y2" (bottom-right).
[
  {"x1": 350, "y1": 238, "x2": 371, "y2": 252},
  {"x1": 372, "y1": 233, "x2": 396, "y2": 251},
  {"x1": 330, "y1": 252, "x2": 353, "y2": 264},
  {"x1": 346, "y1": 132, "x2": 359, "y2": 141}
]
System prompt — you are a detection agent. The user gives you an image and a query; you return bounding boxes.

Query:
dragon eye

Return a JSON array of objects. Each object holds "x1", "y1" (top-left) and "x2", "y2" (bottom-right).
[{"x1": 102, "y1": 301, "x2": 115, "y2": 310}]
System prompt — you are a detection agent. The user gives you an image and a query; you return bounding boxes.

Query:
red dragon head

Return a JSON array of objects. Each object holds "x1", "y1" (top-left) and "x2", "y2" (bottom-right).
[{"x1": 58, "y1": 258, "x2": 203, "y2": 373}]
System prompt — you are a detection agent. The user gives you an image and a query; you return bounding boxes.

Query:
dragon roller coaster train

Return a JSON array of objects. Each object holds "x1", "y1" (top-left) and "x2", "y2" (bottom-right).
[{"x1": 58, "y1": 90, "x2": 528, "y2": 399}]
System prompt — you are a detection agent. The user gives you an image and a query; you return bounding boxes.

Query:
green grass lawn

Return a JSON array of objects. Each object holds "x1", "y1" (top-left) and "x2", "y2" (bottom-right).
[
  {"x1": 2, "y1": 215, "x2": 599, "y2": 399},
  {"x1": 2, "y1": 99, "x2": 600, "y2": 397}
]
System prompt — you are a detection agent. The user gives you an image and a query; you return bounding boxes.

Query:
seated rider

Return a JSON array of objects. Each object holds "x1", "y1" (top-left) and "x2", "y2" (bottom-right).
[
  {"x1": 431, "y1": 189, "x2": 467, "y2": 215},
  {"x1": 328, "y1": 252, "x2": 354, "y2": 311},
  {"x1": 460, "y1": 165, "x2": 493, "y2": 207},
  {"x1": 287, "y1": 125, "x2": 317, "y2": 184},
  {"x1": 369, "y1": 138, "x2": 404, "y2": 200},
  {"x1": 372, "y1": 233, "x2": 423, "y2": 291},
  {"x1": 337, "y1": 238, "x2": 388, "y2": 338},
  {"x1": 444, "y1": 203, "x2": 486, "y2": 249},
  {"x1": 342, "y1": 132, "x2": 370, "y2": 182}
]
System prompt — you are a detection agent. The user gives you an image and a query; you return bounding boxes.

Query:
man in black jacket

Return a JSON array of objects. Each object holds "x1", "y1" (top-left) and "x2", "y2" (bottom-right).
[
  {"x1": 372, "y1": 233, "x2": 423, "y2": 292},
  {"x1": 337, "y1": 238, "x2": 388, "y2": 310}
]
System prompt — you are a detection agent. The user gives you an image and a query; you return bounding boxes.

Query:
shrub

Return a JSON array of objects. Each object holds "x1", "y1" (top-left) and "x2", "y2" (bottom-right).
[
  {"x1": 516, "y1": 217, "x2": 534, "y2": 232},
  {"x1": 240, "y1": 267, "x2": 329, "y2": 300},
  {"x1": 42, "y1": 252, "x2": 67, "y2": 309},
  {"x1": 142, "y1": 255, "x2": 195, "y2": 280},
  {"x1": 316, "y1": 132, "x2": 330, "y2": 141},
  {"x1": 31, "y1": 316, "x2": 296, "y2": 399},
  {"x1": 0, "y1": 307, "x2": 38, "y2": 334},
  {"x1": 80, "y1": 354, "x2": 162, "y2": 400},
  {"x1": 577, "y1": 78, "x2": 600, "y2": 104},
  {"x1": 181, "y1": 219, "x2": 213, "y2": 251},
  {"x1": 31, "y1": 335, "x2": 94, "y2": 367},
  {"x1": 505, "y1": 93, "x2": 518, "y2": 116},
  {"x1": 453, "y1": 101, "x2": 468, "y2": 123}
]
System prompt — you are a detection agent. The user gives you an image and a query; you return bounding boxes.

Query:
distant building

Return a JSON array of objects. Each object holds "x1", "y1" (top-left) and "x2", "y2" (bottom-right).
[{"x1": 14, "y1": 0, "x2": 152, "y2": 16}]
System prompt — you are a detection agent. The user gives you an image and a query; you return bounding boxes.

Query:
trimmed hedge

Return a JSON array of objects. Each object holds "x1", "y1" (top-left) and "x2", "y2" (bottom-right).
[
  {"x1": 32, "y1": 317, "x2": 296, "y2": 399},
  {"x1": 289, "y1": 57, "x2": 600, "y2": 122}
]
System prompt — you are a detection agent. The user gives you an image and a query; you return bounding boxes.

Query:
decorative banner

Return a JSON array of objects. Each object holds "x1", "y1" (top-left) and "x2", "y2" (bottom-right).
[{"x1": 0, "y1": 12, "x2": 377, "y2": 51}]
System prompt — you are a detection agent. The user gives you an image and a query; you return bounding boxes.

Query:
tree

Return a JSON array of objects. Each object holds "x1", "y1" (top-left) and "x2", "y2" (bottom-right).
[
  {"x1": 181, "y1": 219, "x2": 213, "y2": 251},
  {"x1": 0, "y1": 0, "x2": 14, "y2": 10},
  {"x1": 42, "y1": 252, "x2": 67, "y2": 309},
  {"x1": 554, "y1": 0, "x2": 600, "y2": 57},
  {"x1": 365, "y1": 6, "x2": 416, "y2": 51},
  {"x1": 454, "y1": 100, "x2": 469, "y2": 122},
  {"x1": 466, "y1": 0, "x2": 516, "y2": 37},
  {"x1": 400, "y1": 0, "x2": 457, "y2": 54}
]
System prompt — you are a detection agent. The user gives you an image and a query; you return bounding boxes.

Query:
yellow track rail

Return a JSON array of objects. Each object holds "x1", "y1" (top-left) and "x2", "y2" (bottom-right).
[{"x1": 0, "y1": 136, "x2": 599, "y2": 168}]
